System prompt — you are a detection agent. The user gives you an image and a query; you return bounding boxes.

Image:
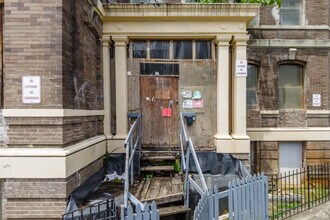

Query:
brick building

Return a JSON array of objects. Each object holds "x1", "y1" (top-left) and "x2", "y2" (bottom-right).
[
  {"x1": 247, "y1": 0, "x2": 330, "y2": 176},
  {"x1": 0, "y1": 0, "x2": 329, "y2": 219}
]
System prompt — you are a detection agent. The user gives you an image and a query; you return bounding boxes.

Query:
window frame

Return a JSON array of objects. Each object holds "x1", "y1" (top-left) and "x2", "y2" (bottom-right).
[
  {"x1": 246, "y1": 63, "x2": 259, "y2": 109},
  {"x1": 280, "y1": 0, "x2": 303, "y2": 25},
  {"x1": 278, "y1": 63, "x2": 304, "y2": 110}
]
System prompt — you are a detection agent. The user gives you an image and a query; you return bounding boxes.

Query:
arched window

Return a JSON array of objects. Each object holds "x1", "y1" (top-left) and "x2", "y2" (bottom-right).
[{"x1": 279, "y1": 64, "x2": 303, "y2": 109}]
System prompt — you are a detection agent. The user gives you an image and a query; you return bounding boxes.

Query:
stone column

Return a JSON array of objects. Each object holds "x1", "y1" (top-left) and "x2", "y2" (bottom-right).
[
  {"x1": 102, "y1": 36, "x2": 112, "y2": 138},
  {"x1": 112, "y1": 36, "x2": 128, "y2": 140},
  {"x1": 214, "y1": 35, "x2": 232, "y2": 152},
  {"x1": 231, "y1": 35, "x2": 250, "y2": 153}
]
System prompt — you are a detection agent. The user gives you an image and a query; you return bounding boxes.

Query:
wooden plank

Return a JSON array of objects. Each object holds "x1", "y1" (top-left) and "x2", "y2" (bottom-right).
[
  {"x1": 139, "y1": 179, "x2": 151, "y2": 200},
  {"x1": 159, "y1": 177, "x2": 172, "y2": 197},
  {"x1": 158, "y1": 205, "x2": 190, "y2": 217},
  {"x1": 145, "y1": 178, "x2": 162, "y2": 199},
  {"x1": 141, "y1": 192, "x2": 183, "y2": 205},
  {"x1": 141, "y1": 155, "x2": 176, "y2": 161},
  {"x1": 172, "y1": 176, "x2": 183, "y2": 194},
  {"x1": 141, "y1": 166, "x2": 174, "y2": 172}
]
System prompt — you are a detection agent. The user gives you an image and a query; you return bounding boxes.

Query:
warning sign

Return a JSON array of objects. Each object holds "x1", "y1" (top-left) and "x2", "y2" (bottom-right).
[
  {"x1": 22, "y1": 76, "x2": 41, "y2": 104},
  {"x1": 236, "y1": 60, "x2": 247, "y2": 77}
]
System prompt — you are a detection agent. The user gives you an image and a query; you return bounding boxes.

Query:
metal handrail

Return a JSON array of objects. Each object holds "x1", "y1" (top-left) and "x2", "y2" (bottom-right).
[
  {"x1": 179, "y1": 113, "x2": 208, "y2": 208},
  {"x1": 123, "y1": 113, "x2": 143, "y2": 208}
]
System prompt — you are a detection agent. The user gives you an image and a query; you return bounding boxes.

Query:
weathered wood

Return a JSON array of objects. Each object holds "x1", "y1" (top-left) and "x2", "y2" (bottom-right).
[
  {"x1": 140, "y1": 76, "x2": 179, "y2": 148},
  {"x1": 158, "y1": 205, "x2": 190, "y2": 217},
  {"x1": 141, "y1": 155, "x2": 176, "y2": 161},
  {"x1": 141, "y1": 166, "x2": 174, "y2": 172}
]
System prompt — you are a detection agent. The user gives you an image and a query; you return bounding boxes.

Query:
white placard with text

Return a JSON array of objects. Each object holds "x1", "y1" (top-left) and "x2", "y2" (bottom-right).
[
  {"x1": 236, "y1": 60, "x2": 247, "y2": 77},
  {"x1": 22, "y1": 76, "x2": 41, "y2": 104},
  {"x1": 312, "y1": 94, "x2": 321, "y2": 107}
]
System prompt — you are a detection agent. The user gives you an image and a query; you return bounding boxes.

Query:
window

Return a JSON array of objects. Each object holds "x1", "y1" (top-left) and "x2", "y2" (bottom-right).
[
  {"x1": 279, "y1": 142, "x2": 302, "y2": 174},
  {"x1": 150, "y1": 41, "x2": 170, "y2": 59},
  {"x1": 279, "y1": 64, "x2": 303, "y2": 109},
  {"x1": 196, "y1": 41, "x2": 211, "y2": 59},
  {"x1": 247, "y1": 64, "x2": 258, "y2": 108},
  {"x1": 173, "y1": 41, "x2": 192, "y2": 59},
  {"x1": 132, "y1": 41, "x2": 147, "y2": 58},
  {"x1": 280, "y1": 0, "x2": 302, "y2": 25}
]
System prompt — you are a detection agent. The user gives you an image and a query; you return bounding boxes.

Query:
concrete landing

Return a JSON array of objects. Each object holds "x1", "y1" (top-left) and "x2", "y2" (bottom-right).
[{"x1": 287, "y1": 201, "x2": 330, "y2": 220}]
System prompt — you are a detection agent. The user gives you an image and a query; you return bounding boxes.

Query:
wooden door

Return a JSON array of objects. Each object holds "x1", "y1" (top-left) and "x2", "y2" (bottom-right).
[{"x1": 140, "y1": 76, "x2": 179, "y2": 149}]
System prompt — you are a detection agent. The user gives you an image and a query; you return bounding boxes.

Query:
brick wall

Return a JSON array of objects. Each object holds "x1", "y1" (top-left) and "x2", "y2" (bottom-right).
[
  {"x1": 246, "y1": 48, "x2": 330, "y2": 128},
  {"x1": 62, "y1": 0, "x2": 103, "y2": 110},
  {"x1": 2, "y1": 157, "x2": 103, "y2": 219},
  {"x1": 306, "y1": 0, "x2": 329, "y2": 25},
  {"x1": 4, "y1": 115, "x2": 103, "y2": 148},
  {"x1": 3, "y1": 0, "x2": 63, "y2": 109},
  {"x1": 306, "y1": 142, "x2": 330, "y2": 165},
  {"x1": 3, "y1": 0, "x2": 104, "y2": 148}
]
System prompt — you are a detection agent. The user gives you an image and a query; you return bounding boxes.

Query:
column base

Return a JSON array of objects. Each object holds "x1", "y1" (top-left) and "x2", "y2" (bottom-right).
[
  {"x1": 215, "y1": 138, "x2": 250, "y2": 153},
  {"x1": 108, "y1": 135, "x2": 127, "y2": 153}
]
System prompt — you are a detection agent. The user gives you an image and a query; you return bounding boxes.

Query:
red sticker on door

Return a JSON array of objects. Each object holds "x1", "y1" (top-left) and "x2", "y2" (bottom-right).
[{"x1": 162, "y1": 108, "x2": 172, "y2": 117}]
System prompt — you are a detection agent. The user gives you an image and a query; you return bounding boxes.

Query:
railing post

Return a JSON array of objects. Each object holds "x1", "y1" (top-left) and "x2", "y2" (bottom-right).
[
  {"x1": 307, "y1": 165, "x2": 310, "y2": 209},
  {"x1": 139, "y1": 115, "x2": 142, "y2": 176},
  {"x1": 184, "y1": 141, "x2": 190, "y2": 208},
  {"x1": 130, "y1": 134, "x2": 134, "y2": 186}
]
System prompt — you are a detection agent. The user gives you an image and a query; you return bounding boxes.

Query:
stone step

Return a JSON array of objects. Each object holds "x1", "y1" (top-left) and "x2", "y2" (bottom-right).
[
  {"x1": 141, "y1": 166, "x2": 174, "y2": 172},
  {"x1": 141, "y1": 150, "x2": 180, "y2": 157},
  {"x1": 141, "y1": 155, "x2": 176, "y2": 162},
  {"x1": 158, "y1": 205, "x2": 190, "y2": 218}
]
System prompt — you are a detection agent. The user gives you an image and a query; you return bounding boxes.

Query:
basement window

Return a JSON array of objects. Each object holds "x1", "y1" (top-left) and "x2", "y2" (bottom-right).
[
  {"x1": 247, "y1": 64, "x2": 258, "y2": 108},
  {"x1": 150, "y1": 41, "x2": 170, "y2": 59},
  {"x1": 133, "y1": 41, "x2": 147, "y2": 58},
  {"x1": 173, "y1": 41, "x2": 192, "y2": 59},
  {"x1": 279, "y1": 64, "x2": 303, "y2": 109},
  {"x1": 196, "y1": 41, "x2": 212, "y2": 59},
  {"x1": 280, "y1": 0, "x2": 302, "y2": 25}
]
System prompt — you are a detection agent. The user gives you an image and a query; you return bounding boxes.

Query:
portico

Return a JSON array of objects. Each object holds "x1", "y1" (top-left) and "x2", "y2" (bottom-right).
[{"x1": 102, "y1": 3, "x2": 258, "y2": 154}]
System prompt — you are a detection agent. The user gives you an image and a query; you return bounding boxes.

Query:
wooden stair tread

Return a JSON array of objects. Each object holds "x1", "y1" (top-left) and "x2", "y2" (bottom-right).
[
  {"x1": 158, "y1": 205, "x2": 190, "y2": 217},
  {"x1": 142, "y1": 155, "x2": 176, "y2": 161},
  {"x1": 141, "y1": 192, "x2": 183, "y2": 205},
  {"x1": 141, "y1": 166, "x2": 174, "y2": 171},
  {"x1": 141, "y1": 151, "x2": 180, "y2": 156}
]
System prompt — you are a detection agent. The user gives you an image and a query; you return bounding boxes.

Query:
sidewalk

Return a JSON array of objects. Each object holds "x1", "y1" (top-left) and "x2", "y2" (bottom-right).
[{"x1": 287, "y1": 201, "x2": 330, "y2": 220}]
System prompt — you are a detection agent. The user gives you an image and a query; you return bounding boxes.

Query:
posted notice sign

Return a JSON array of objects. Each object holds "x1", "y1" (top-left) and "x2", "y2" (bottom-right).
[
  {"x1": 236, "y1": 60, "x2": 247, "y2": 77},
  {"x1": 22, "y1": 76, "x2": 41, "y2": 104}
]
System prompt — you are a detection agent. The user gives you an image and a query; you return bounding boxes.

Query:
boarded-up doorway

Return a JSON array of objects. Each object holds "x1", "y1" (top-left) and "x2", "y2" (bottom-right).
[{"x1": 140, "y1": 76, "x2": 179, "y2": 149}]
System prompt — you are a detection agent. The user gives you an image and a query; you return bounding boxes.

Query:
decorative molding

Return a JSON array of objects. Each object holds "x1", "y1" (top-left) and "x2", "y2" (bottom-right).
[
  {"x1": 0, "y1": 136, "x2": 107, "y2": 178},
  {"x1": 306, "y1": 110, "x2": 330, "y2": 115},
  {"x1": 249, "y1": 39, "x2": 330, "y2": 48},
  {"x1": 260, "y1": 110, "x2": 279, "y2": 115},
  {"x1": 2, "y1": 109, "x2": 105, "y2": 118},
  {"x1": 247, "y1": 127, "x2": 330, "y2": 141}
]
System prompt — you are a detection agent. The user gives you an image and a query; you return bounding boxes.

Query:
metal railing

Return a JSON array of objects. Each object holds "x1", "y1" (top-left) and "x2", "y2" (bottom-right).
[
  {"x1": 269, "y1": 164, "x2": 330, "y2": 219},
  {"x1": 123, "y1": 113, "x2": 143, "y2": 208},
  {"x1": 179, "y1": 113, "x2": 208, "y2": 208},
  {"x1": 62, "y1": 199, "x2": 117, "y2": 220}
]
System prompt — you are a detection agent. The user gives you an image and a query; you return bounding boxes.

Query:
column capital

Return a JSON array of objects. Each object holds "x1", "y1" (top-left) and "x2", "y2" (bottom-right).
[
  {"x1": 102, "y1": 35, "x2": 111, "y2": 47},
  {"x1": 215, "y1": 35, "x2": 232, "y2": 46},
  {"x1": 111, "y1": 35, "x2": 129, "y2": 46},
  {"x1": 233, "y1": 34, "x2": 249, "y2": 46}
]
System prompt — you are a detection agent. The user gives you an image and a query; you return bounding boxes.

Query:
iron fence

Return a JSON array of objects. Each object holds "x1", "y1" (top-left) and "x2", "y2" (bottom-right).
[
  {"x1": 269, "y1": 164, "x2": 330, "y2": 219},
  {"x1": 62, "y1": 199, "x2": 117, "y2": 220}
]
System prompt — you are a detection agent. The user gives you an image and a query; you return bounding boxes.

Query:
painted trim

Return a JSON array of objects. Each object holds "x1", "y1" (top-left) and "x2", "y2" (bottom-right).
[
  {"x1": 248, "y1": 39, "x2": 330, "y2": 48},
  {"x1": 2, "y1": 109, "x2": 105, "y2": 118},
  {"x1": 247, "y1": 127, "x2": 330, "y2": 141},
  {"x1": 248, "y1": 25, "x2": 329, "y2": 30},
  {"x1": 260, "y1": 110, "x2": 279, "y2": 115},
  {"x1": 306, "y1": 110, "x2": 330, "y2": 115},
  {"x1": 0, "y1": 136, "x2": 106, "y2": 178}
]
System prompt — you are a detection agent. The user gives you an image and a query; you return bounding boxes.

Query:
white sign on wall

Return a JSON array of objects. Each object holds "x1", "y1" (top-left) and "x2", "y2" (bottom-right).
[
  {"x1": 312, "y1": 94, "x2": 321, "y2": 107},
  {"x1": 22, "y1": 76, "x2": 41, "y2": 104},
  {"x1": 236, "y1": 60, "x2": 247, "y2": 77}
]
